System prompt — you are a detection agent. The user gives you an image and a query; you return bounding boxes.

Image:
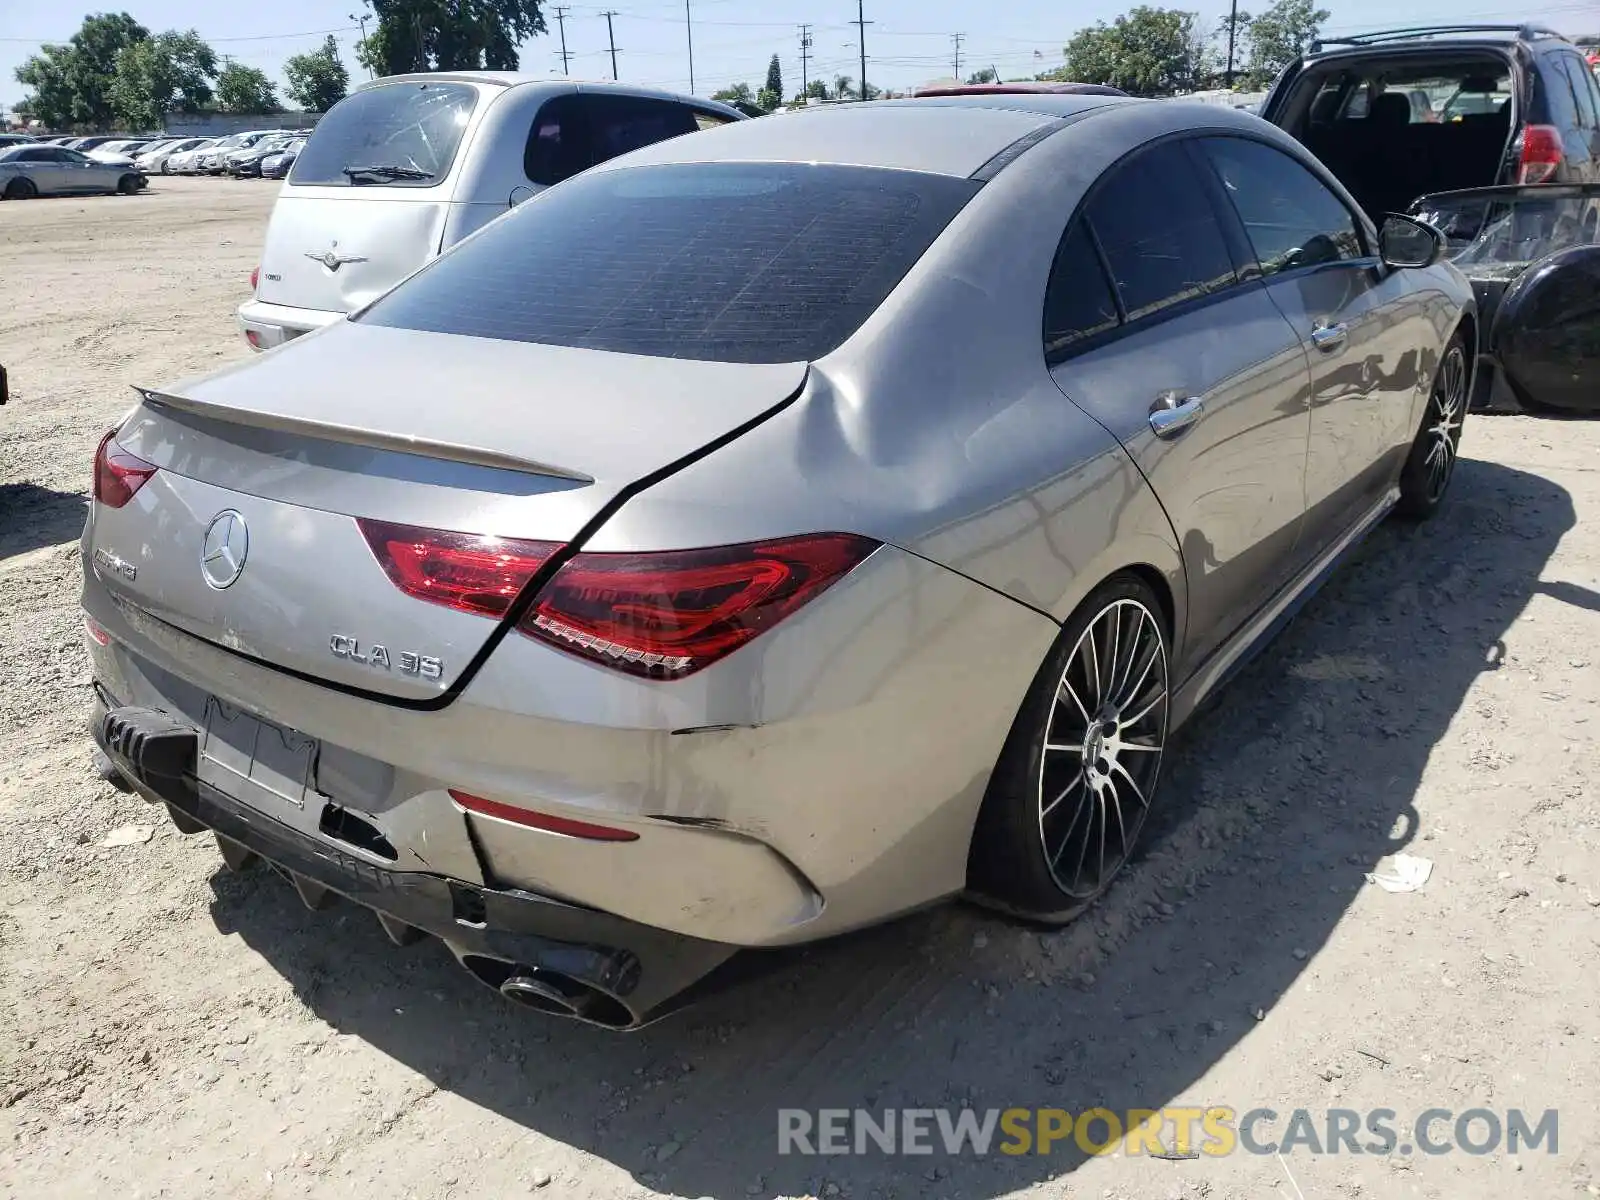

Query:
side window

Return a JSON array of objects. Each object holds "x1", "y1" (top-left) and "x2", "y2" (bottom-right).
[
  {"x1": 1537, "y1": 56, "x2": 1581, "y2": 132},
  {"x1": 1200, "y1": 137, "x2": 1365, "y2": 276},
  {"x1": 18, "y1": 148, "x2": 49, "y2": 162},
  {"x1": 1042, "y1": 222, "x2": 1120, "y2": 359},
  {"x1": 1083, "y1": 140, "x2": 1238, "y2": 323},
  {"x1": 585, "y1": 95, "x2": 698, "y2": 165},
  {"x1": 692, "y1": 109, "x2": 737, "y2": 131},
  {"x1": 1559, "y1": 54, "x2": 1598, "y2": 130},
  {"x1": 524, "y1": 94, "x2": 593, "y2": 186}
]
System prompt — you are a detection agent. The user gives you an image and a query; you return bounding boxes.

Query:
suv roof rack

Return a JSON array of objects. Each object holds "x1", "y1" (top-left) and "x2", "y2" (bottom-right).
[{"x1": 1309, "y1": 23, "x2": 1564, "y2": 53}]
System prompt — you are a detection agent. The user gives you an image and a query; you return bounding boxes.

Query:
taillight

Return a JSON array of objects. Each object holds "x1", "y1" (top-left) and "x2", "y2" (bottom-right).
[
  {"x1": 93, "y1": 429, "x2": 157, "y2": 508},
  {"x1": 250, "y1": 264, "x2": 259, "y2": 291},
  {"x1": 448, "y1": 790, "x2": 639, "y2": 841},
  {"x1": 83, "y1": 613, "x2": 111, "y2": 646},
  {"x1": 357, "y1": 518, "x2": 558, "y2": 618},
  {"x1": 1517, "y1": 124, "x2": 1564, "y2": 184},
  {"x1": 519, "y1": 533, "x2": 879, "y2": 680}
]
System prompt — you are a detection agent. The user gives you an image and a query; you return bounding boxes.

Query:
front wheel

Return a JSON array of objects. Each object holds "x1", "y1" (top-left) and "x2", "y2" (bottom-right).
[
  {"x1": 1396, "y1": 333, "x2": 1468, "y2": 519},
  {"x1": 968, "y1": 573, "x2": 1171, "y2": 924},
  {"x1": 117, "y1": 174, "x2": 141, "y2": 195}
]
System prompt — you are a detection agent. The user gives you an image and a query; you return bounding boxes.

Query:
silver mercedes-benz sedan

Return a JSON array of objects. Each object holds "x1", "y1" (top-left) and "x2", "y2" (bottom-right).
[
  {"x1": 0, "y1": 143, "x2": 147, "y2": 198},
  {"x1": 83, "y1": 94, "x2": 1474, "y2": 1028}
]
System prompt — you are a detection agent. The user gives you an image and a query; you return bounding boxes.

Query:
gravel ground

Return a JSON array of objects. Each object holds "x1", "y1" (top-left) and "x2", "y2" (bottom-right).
[{"x1": 2, "y1": 177, "x2": 1598, "y2": 1200}]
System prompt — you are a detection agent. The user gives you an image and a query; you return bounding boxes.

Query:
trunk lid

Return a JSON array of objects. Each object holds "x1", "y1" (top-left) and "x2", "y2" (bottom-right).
[
  {"x1": 95, "y1": 322, "x2": 807, "y2": 699},
  {"x1": 254, "y1": 191, "x2": 450, "y2": 316}
]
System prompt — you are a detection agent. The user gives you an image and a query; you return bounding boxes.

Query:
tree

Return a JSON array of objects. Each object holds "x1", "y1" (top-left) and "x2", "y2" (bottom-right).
[
  {"x1": 358, "y1": 0, "x2": 545, "y2": 76},
  {"x1": 832, "y1": 74, "x2": 857, "y2": 100},
  {"x1": 14, "y1": 12, "x2": 149, "y2": 129},
  {"x1": 284, "y1": 36, "x2": 350, "y2": 113},
  {"x1": 216, "y1": 63, "x2": 279, "y2": 113},
  {"x1": 1247, "y1": 0, "x2": 1328, "y2": 86},
  {"x1": 1061, "y1": 6, "x2": 1209, "y2": 97},
  {"x1": 757, "y1": 54, "x2": 783, "y2": 111},
  {"x1": 965, "y1": 67, "x2": 999, "y2": 84},
  {"x1": 712, "y1": 81, "x2": 754, "y2": 105},
  {"x1": 109, "y1": 30, "x2": 218, "y2": 128}
]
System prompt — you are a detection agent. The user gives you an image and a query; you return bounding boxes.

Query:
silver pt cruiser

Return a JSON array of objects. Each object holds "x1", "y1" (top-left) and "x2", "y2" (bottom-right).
[{"x1": 84, "y1": 94, "x2": 1474, "y2": 1027}]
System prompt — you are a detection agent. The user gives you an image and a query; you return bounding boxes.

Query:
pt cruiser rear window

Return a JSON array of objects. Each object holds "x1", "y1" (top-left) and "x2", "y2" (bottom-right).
[
  {"x1": 355, "y1": 161, "x2": 982, "y2": 363},
  {"x1": 291, "y1": 81, "x2": 477, "y2": 188}
]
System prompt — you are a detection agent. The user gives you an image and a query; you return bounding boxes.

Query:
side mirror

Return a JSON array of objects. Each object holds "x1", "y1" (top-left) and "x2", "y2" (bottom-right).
[{"x1": 1379, "y1": 213, "x2": 1446, "y2": 269}]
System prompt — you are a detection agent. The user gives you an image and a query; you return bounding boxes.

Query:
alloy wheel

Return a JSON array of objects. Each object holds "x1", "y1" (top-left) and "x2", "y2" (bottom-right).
[
  {"x1": 1037, "y1": 597, "x2": 1168, "y2": 899},
  {"x1": 1424, "y1": 344, "x2": 1466, "y2": 503}
]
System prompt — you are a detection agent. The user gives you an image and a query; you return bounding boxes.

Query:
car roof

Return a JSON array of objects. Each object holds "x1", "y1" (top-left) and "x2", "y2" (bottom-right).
[
  {"x1": 352, "y1": 72, "x2": 739, "y2": 112},
  {"x1": 1304, "y1": 22, "x2": 1572, "y2": 59},
  {"x1": 913, "y1": 81, "x2": 1128, "y2": 97},
  {"x1": 587, "y1": 97, "x2": 1131, "y2": 178}
]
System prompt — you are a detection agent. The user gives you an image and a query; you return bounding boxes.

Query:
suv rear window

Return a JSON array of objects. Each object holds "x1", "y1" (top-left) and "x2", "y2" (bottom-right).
[
  {"x1": 357, "y1": 162, "x2": 981, "y2": 363},
  {"x1": 290, "y1": 81, "x2": 477, "y2": 188}
]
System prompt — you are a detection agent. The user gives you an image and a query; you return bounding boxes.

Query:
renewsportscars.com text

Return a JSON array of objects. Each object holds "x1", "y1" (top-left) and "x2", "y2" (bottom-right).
[{"x1": 777, "y1": 1107, "x2": 1559, "y2": 1158}]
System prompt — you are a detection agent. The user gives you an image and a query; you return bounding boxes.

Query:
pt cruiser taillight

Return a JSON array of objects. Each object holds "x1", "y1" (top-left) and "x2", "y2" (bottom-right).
[{"x1": 358, "y1": 519, "x2": 878, "y2": 680}]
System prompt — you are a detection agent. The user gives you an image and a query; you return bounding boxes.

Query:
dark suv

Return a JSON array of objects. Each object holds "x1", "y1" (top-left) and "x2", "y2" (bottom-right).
[{"x1": 1260, "y1": 23, "x2": 1600, "y2": 223}]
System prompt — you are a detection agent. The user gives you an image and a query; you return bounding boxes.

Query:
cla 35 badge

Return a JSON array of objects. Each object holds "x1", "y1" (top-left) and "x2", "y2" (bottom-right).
[{"x1": 328, "y1": 634, "x2": 443, "y2": 679}]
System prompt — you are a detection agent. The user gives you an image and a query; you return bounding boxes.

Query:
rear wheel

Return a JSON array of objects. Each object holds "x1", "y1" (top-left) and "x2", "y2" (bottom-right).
[
  {"x1": 969, "y1": 573, "x2": 1171, "y2": 924},
  {"x1": 1396, "y1": 333, "x2": 1467, "y2": 519},
  {"x1": 4, "y1": 177, "x2": 38, "y2": 200}
]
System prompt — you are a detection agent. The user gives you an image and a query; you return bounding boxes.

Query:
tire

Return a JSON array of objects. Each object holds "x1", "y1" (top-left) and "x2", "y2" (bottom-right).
[
  {"x1": 116, "y1": 174, "x2": 140, "y2": 195},
  {"x1": 968, "y1": 572, "x2": 1171, "y2": 924},
  {"x1": 4, "y1": 177, "x2": 38, "y2": 200},
  {"x1": 1396, "y1": 332, "x2": 1468, "y2": 519}
]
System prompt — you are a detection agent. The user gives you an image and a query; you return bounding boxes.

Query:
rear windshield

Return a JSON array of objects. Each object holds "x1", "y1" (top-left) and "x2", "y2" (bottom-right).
[
  {"x1": 290, "y1": 81, "x2": 477, "y2": 188},
  {"x1": 356, "y1": 161, "x2": 981, "y2": 363}
]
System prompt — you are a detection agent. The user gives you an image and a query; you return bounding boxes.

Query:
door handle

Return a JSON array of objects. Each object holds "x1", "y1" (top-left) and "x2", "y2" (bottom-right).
[
  {"x1": 1148, "y1": 394, "x2": 1204, "y2": 439},
  {"x1": 1311, "y1": 321, "x2": 1348, "y2": 351}
]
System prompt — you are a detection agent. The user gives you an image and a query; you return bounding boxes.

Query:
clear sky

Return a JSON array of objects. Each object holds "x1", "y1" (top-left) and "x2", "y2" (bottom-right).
[{"x1": 2, "y1": 0, "x2": 1594, "y2": 110}]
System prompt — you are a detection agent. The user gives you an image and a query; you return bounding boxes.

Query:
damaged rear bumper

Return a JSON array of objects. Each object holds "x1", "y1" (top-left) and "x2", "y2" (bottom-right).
[{"x1": 91, "y1": 694, "x2": 738, "y2": 1029}]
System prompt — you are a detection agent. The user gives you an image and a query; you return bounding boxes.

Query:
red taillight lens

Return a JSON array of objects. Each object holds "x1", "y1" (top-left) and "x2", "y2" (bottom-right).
[
  {"x1": 83, "y1": 613, "x2": 111, "y2": 646},
  {"x1": 358, "y1": 518, "x2": 558, "y2": 618},
  {"x1": 519, "y1": 533, "x2": 879, "y2": 680},
  {"x1": 92, "y1": 429, "x2": 157, "y2": 508},
  {"x1": 250, "y1": 264, "x2": 260, "y2": 291},
  {"x1": 1518, "y1": 124, "x2": 1564, "y2": 184},
  {"x1": 448, "y1": 790, "x2": 640, "y2": 841}
]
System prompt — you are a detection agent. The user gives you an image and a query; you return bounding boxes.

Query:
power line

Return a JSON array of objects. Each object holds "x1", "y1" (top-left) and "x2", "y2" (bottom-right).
[
  {"x1": 553, "y1": 6, "x2": 574, "y2": 73},
  {"x1": 602, "y1": 10, "x2": 621, "y2": 80},
  {"x1": 951, "y1": 32, "x2": 964, "y2": 80}
]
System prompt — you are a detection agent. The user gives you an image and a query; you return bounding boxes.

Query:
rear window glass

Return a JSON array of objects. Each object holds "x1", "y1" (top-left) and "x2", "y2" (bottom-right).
[
  {"x1": 357, "y1": 162, "x2": 982, "y2": 363},
  {"x1": 290, "y1": 81, "x2": 476, "y2": 188}
]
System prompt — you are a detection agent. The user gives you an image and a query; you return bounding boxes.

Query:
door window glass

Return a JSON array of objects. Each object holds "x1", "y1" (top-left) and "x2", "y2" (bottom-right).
[
  {"x1": 1083, "y1": 141, "x2": 1238, "y2": 322},
  {"x1": 1201, "y1": 136, "x2": 1365, "y2": 275},
  {"x1": 585, "y1": 95, "x2": 699, "y2": 164},
  {"x1": 1042, "y1": 222, "x2": 1120, "y2": 358}
]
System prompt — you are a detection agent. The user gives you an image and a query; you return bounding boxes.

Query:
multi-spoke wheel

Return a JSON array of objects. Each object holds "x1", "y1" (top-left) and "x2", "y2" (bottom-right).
[
  {"x1": 969, "y1": 573, "x2": 1171, "y2": 924},
  {"x1": 1398, "y1": 333, "x2": 1469, "y2": 519}
]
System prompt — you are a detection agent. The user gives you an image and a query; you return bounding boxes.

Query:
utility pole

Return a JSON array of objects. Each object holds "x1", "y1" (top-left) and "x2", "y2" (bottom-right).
[
  {"x1": 553, "y1": 6, "x2": 573, "y2": 74},
  {"x1": 799, "y1": 24, "x2": 812, "y2": 99},
  {"x1": 951, "y1": 32, "x2": 964, "y2": 81},
  {"x1": 603, "y1": 11, "x2": 620, "y2": 81},
  {"x1": 853, "y1": 0, "x2": 872, "y2": 100},
  {"x1": 348, "y1": 12, "x2": 374, "y2": 78},
  {"x1": 1225, "y1": 0, "x2": 1239, "y2": 87},
  {"x1": 685, "y1": 0, "x2": 695, "y2": 93}
]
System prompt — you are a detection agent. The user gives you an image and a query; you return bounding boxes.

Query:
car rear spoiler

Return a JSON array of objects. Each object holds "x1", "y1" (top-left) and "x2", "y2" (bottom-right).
[
  {"x1": 1413, "y1": 182, "x2": 1600, "y2": 208},
  {"x1": 135, "y1": 386, "x2": 595, "y2": 482}
]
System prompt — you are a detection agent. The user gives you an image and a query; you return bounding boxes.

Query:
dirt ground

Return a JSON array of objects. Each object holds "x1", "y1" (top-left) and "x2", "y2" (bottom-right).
[{"x1": 2, "y1": 177, "x2": 1598, "y2": 1200}]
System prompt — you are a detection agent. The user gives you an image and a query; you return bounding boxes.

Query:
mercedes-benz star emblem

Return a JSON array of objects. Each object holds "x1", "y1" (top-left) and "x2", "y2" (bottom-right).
[{"x1": 200, "y1": 510, "x2": 249, "y2": 590}]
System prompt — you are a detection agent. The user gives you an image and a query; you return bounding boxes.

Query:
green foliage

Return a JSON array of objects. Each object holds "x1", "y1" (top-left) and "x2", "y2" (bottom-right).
[
  {"x1": 711, "y1": 81, "x2": 754, "y2": 104},
  {"x1": 966, "y1": 67, "x2": 999, "y2": 84},
  {"x1": 833, "y1": 73, "x2": 856, "y2": 100},
  {"x1": 215, "y1": 63, "x2": 279, "y2": 114},
  {"x1": 109, "y1": 30, "x2": 218, "y2": 128},
  {"x1": 284, "y1": 35, "x2": 350, "y2": 113},
  {"x1": 14, "y1": 12, "x2": 150, "y2": 129},
  {"x1": 358, "y1": 0, "x2": 546, "y2": 75},
  {"x1": 1062, "y1": 6, "x2": 1209, "y2": 96},
  {"x1": 1247, "y1": 0, "x2": 1329, "y2": 86},
  {"x1": 757, "y1": 53, "x2": 783, "y2": 111}
]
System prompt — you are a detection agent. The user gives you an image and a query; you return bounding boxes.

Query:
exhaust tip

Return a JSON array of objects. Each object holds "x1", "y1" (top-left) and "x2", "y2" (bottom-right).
[
  {"x1": 501, "y1": 971, "x2": 585, "y2": 1017},
  {"x1": 458, "y1": 954, "x2": 637, "y2": 1029}
]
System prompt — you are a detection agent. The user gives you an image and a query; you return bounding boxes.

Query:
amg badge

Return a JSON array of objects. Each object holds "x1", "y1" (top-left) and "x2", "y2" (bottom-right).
[{"x1": 329, "y1": 634, "x2": 443, "y2": 679}]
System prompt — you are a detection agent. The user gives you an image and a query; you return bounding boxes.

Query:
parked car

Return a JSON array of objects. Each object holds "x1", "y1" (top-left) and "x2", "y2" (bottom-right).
[
  {"x1": 86, "y1": 140, "x2": 150, "y2": 167},
  {"x1": 91, "y1": 94, "x2": 1473, "y2": 1027},
  {"x1": 66, "y1": 134, "x2": 142, "y2": 152},
  {"x1": 1411, "y1": 182, "x2": 1600, "y2": 413},
  {"x1": 0, "y1": 133, "x2": 36, "y2": 148},
  {"x1": 137, "y1": 137, "x2": 214, "y2": 173},
  {"x1": 165, "y1": 141, "x2": 222, "y2": 174},
  {"x1": 1259, "y1": 23, "x2": 1600, "y2": 225},
  {"x1": 259, "y1": 137, "x2": 305, "y2": 179},
  {"x1": 913, "y1": 80, "x2": 1130, "y2": 97},
  {"x1": 226, "y1": 135, "x2": 298, "y2": 178},
  {"x1": 197, "y1": 131, "x2": 278, "y2": 174},
  {"x1": 237, "y1": 74, "x2": 744, "y2": 350},
  {"x1": 0, "y1": 144, "x2": 146, "y2": 198}
]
